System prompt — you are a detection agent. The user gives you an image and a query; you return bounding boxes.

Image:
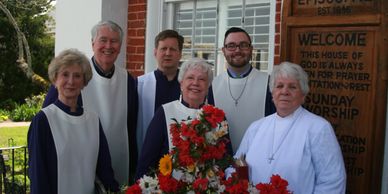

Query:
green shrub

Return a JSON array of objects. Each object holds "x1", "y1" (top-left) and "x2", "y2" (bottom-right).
[
  {"x1": 10, "y1": 104, "x2": 39, "y2": 121},
  {"x1": 0, "y1": 99, "x2": 17, "y2": 111},
  {"x1": 0, "y1": 109, "x2": 10, "y2": 122},
  {"x1": 25, "y1": 93, "x2": 45, "y2": 108},
  {"x1": 10, "y1": 93, "x2": 45, "y2": 122}
]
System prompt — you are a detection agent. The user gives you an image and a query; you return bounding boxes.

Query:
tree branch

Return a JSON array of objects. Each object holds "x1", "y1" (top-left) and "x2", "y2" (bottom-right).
[{"x1": 0, "y1": 1, "x2": 49, "y2": 89}]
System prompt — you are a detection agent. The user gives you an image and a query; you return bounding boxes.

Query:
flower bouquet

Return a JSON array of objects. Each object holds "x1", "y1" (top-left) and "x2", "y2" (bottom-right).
[{"x1": 126, "y1": 105, "x2": 291, "y2": 194}]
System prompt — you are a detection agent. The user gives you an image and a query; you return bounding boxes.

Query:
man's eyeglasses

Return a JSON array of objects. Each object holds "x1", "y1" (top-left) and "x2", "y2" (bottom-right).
[{"x1": 224, "y1": 42, "x2": 251, "y2": 51}]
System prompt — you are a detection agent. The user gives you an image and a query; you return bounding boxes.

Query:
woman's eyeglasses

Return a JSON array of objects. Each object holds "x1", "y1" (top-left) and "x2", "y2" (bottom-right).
[{"x1": 224, "y1": 42, "x2": 251, "y2": 51}]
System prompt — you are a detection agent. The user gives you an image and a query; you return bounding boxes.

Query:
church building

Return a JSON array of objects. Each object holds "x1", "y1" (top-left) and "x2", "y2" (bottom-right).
[{"x1": 54, "y1": 0, "x2": 388, "y2": 193}]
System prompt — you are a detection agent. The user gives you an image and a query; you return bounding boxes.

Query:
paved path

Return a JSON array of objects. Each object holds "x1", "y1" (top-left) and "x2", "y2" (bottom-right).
[{"x1": 0, "y1": 120, "x2": 30, "y2": 128}]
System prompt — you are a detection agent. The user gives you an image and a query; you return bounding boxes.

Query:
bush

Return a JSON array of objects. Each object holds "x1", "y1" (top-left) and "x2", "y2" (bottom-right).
[
  {"x1": 0, "y1": 109, "x2": 10, "y2": 122},
  {"x1": 9, "y1": 93, "x2": 45, "y2": 122},
  {"x1": 0, "y1": 99, "x2": 18, "y2": 111},
  {"x1": 0, "y1": 0, "x2": 53, "y2": 105},
  {"x1": 10, "y1": 104, "x2": 39, "y2": 121}
]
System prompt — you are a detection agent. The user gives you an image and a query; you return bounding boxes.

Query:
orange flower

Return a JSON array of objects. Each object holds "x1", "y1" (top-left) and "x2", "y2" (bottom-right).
[{"x1": 159, "y1": 154, "x2": 172, "y2": 176}]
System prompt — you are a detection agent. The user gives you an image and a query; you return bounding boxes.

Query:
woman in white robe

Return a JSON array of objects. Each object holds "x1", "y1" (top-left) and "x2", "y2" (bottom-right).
[
  {"x1": 28, "y1": 49, "x2": 118, "y2": 194},
  {"x1": 135, "y1": 58, "x2": 233, "y2": 179},
  {"x1": 235, "y1": 61, "x2": 346, "y2": 194}
]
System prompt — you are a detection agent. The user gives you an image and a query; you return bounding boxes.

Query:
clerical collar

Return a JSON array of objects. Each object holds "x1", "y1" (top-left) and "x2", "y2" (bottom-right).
[
  {"x1": 227, "y1": 65, "x2": 252, "y2": 78},
  {"x1": 91, "y1": 56, "x2": 115, "y2": 78},
  {"x1": 155, "y1": 68, "x2": 179, "y2": 82},
  {"x1": 54, "y1": 99, "x2": 83, "y2": 116}
]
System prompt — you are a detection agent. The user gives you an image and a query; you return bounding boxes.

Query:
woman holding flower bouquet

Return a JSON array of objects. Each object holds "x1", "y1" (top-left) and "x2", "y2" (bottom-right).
[
  {"x1": 235, "y1": 61, "x2": 346, "y2": 194},
  {"x1": 135, "y1": 58, "x2": 233, "y2": 180}
]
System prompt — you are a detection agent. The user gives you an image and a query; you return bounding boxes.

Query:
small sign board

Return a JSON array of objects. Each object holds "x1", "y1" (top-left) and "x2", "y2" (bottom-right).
[
  {"x1": 289, "y1": 27, "x2": 376, "y2": 193},
  {"x1": 292, "y1": 0, "x2": 378, "y2": 16}
]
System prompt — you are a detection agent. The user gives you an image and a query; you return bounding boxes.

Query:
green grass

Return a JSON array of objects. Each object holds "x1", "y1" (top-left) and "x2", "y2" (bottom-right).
[
  {"x1": 0, "y1": 126, "x2": 29, "y2": 193},
  {"x1": 0, "y1": 126, "x2": 28, "y2": 147}
]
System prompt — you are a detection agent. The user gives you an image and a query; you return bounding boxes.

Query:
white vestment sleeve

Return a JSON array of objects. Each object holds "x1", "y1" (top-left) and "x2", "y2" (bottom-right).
[
  {"x1": 310, "y1": 122, "x2": 346, "y2": 194},
  {"x1": 234, "y1": 120, "x2": 262, "y2": 159}
]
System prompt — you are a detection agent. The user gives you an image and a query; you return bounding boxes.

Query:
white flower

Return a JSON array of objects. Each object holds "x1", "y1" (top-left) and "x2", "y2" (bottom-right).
[
  {"x1": 217, "y1": 184, "x2": 226, "y2": 193},
  {"x1": 205, "y1": 120, "x2": 229, "y2": 144},
  {"x1": 183, "y1": 171, "x2": 195, "y2": 183},
  {"x1": 172, "y1": 169, "x2": 184, "y2": 180},
  {"x1": 216, "y1": 120, "x2": 229, "y2": 138},
  {"x1": 205, "y1": 131, "x2": 217, "y2": 144},
  {"x1": 248, "y1": 184, "x2": 260, "y2": 194},
  {"x1": 196, "y1": 110, "x2": 203, "y2": 120},
  {"x1": 139, "y1": 175, "x2": 160, "y2": 193}
]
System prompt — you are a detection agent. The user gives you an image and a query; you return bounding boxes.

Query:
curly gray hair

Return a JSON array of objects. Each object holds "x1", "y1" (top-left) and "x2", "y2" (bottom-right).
[{"x1": 178, "y1": 58, "x2": 214, "y2": 88}]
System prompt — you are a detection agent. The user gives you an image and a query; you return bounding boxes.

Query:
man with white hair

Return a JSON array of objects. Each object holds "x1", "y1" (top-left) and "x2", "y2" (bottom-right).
[{"x1": 42, "y1": 20, "x2": 138, "y2": 185}]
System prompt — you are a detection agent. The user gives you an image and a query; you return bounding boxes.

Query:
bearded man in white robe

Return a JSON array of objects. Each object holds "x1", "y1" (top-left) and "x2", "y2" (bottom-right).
[{"x1": 209, "y1": 27, "x2": 275, "y2": 153}]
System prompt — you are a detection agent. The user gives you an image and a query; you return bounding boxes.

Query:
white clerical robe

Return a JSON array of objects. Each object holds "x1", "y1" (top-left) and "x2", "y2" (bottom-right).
[
  {"x1": 82, "y1": 64, "x2": 129, "y2": 185},
  {"x1": 163, "y1": 100, "x2": 201, "y2": 150},
  {"x1": 136, "y1": 72, "x2": 156, "y2": 153},
  {"x1": 212, "y1": 68, "x2": 268, "y2": 152},
  {"x1": 43, "y1": 104, "x2": 99, "y2": 194},
  {"x1": 235, "y1": 107, "x2": 346, "y2": 194}
]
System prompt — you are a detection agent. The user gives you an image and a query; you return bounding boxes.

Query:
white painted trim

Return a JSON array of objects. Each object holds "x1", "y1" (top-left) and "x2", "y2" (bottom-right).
[
  {"x1": 267, "y1": 0, "x2": 276, "y2": 73},
  {"x1": 216, "y1": 2, "x2": 228, "y2": 76},
  {"x1": 101, "y1": 0, "x2": 128, "y2": 68},
  {"x1": 55, "y1": 0, "x2": 101, "y2": 57},
  {"x1": 55, "y1": 0, "x2": 128, "y2": 68},
  {"x1": 144, "y1": 0, "x2": 165, "y2": 73}
]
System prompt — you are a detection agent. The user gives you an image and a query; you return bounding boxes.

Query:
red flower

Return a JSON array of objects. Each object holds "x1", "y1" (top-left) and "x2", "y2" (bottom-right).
[
  {"x1": 271, "y1": 174, "x2": 289, "y2": 191},
  {"x1": 201, "y1": 141, "x2": 226, "y2": 162},
  {"x1": 158, "y1": 174, "x2": 180, "y2": 193},
  {"x1": 191, "y1": 119, "x2": 201, "y2": 127},
  {"x1": 256, "y1": 183, "x2": 273, "y2": 194},
  {"x1": 126, "y1": 183, "x2": 141, "y2": 194},
  {"x1": 256, "y1": 174, "x2": 291, "y2": 194},
  {"x1": 125, "y1": 104, "x2": 292, "y2": 193},
  {"x1": 224, "y1": 173, "x2": 249, "y2": 194},
  {"x1": 193, "y1": 178, "x2": 209, "y2": 192},
  {"x1": 202, "y1": 105, "x2": 225, "y2": 128},
  {"x1": 178, "y1": 152, "x2": 195, "y2": 166}
]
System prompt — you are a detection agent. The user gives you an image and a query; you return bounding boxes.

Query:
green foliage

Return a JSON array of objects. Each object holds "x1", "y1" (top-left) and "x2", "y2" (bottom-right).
[
  {"x1": 0, "y1": 109, "x2": 9, "y2": 122},
  {"x1": 0, "y1": 99, "x2": 16, "y2": 122},
  {"x1": 0, "y1": 0, "x2": 54, "y2": 104},
  {"x1": 10, "y1": 93, "x2": 45, "y2": 121},
  {"x1": 10, "y1": 104, "x2": 39, "y2": 121},
  {"x1": 0, "y1": 99, "x2": 18, "y2": 111},
  {"x1": 0, "y1": 126, "x2": 29, "y2": 192}
]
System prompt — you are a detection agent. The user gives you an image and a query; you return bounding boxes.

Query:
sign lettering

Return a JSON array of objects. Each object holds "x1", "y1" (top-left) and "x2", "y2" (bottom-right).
[
  {"x1": 292, "y1": 0, "x2": 376, "y2": 16},
  {"x1": 289, "y1": 27, "x2": 375, "y2": 193}
]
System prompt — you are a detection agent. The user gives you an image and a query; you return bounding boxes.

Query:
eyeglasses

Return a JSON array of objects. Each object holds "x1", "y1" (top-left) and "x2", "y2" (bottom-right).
[{"x1": 224, "y1": 42, "x2": 251, "y2": 51}]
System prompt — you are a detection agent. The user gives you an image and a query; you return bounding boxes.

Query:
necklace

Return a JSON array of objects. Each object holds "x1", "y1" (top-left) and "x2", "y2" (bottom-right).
[
  {"x1": 268, "y1": 109, "x2": 302, "y2": 164},
  {"x1": 227, "y1": 75, "x2": 249, "y2": 106}
]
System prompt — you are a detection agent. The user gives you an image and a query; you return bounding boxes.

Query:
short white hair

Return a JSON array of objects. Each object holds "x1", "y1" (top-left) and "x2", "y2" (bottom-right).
[
  {"x1": 269, "y1": 61, "x2": 310, "y2": 95},
  {"x1": 178, "y1": 58, "x2": 214, "y2": 88}
]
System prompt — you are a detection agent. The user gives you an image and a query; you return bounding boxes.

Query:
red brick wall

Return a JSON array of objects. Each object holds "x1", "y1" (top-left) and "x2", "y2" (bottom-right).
[
  {"x1": 274, "y1": 0, "x2": 282, "y2": 65},
  {"x1": 127, "y1": 0, "x2": 147, "y2": 77},
  {"x1": 126, "y1": 0, "x2": 283, "y2": 74}
]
